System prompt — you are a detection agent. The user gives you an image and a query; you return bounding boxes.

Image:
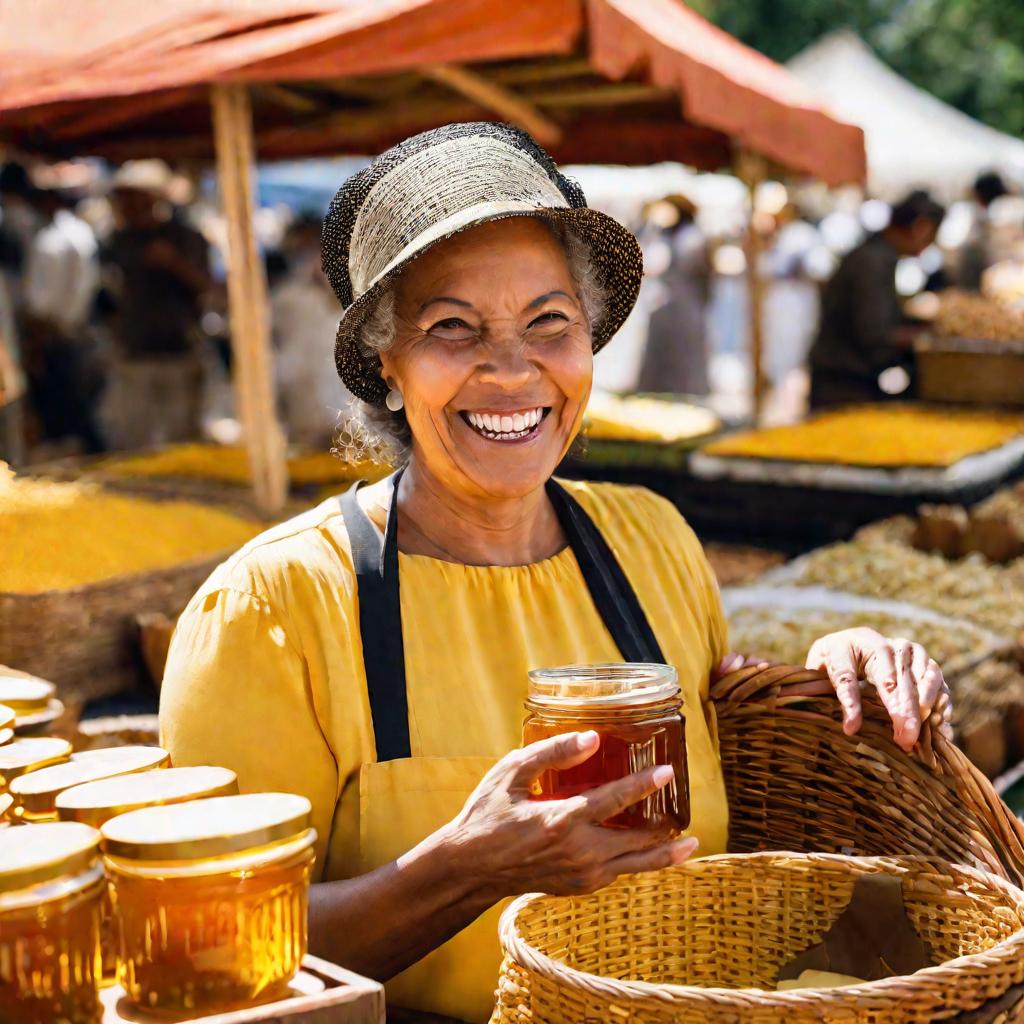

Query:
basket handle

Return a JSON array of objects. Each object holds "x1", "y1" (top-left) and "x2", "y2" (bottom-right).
[{"x1": 710, "y1": 664, "x2": 1024, "y2": 887}]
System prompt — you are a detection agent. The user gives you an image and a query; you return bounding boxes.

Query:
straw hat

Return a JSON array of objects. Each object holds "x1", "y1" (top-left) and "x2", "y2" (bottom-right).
[
  {"x1": 322, "y1": 122, "x2": 643, "y2": 406},
  {"x1": 110, "y1": 159, "x2": 175, "y2": 198}
]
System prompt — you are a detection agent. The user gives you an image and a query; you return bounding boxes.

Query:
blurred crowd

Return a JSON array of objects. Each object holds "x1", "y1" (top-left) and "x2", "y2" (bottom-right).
[{"x1": 1, "y1": 156, "x2": 1023, "y2": 468}]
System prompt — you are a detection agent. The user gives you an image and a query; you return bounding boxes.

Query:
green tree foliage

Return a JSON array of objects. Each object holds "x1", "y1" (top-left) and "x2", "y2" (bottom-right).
[{"x1": 691, "y1": 0, "x2": 1024, "y2": 137}]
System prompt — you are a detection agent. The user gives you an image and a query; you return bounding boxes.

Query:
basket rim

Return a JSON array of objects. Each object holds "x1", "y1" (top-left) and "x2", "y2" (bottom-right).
[{"x1": 498, "y1": 851, "x2": 1024, "y2": 1008}]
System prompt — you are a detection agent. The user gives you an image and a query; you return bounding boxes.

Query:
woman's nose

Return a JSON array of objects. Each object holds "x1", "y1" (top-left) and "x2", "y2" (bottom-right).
[{"x1": 476, "y1": 342, "x2": 539, "y2": 389}]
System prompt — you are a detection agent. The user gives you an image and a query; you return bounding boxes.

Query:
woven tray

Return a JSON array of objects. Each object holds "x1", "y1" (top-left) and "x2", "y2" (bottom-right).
[
  {"x1": 917, "y1": 335, "x2": 1024, "y2": 407},
  {"x1": 100, "y1": 955, "x2": 384, "y2": 1023},
  {"x1": 0, "y1": 553, "x2": 225, "y2": 703}
]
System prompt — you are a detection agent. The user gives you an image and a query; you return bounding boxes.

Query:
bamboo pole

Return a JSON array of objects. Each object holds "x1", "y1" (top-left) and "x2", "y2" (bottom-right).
[
  {"x1": 210, "y1": 83, "x2": 287, "y2": 512},
  {"x1": 735, "y1": 149, "x2": 767, "y2": 422}
]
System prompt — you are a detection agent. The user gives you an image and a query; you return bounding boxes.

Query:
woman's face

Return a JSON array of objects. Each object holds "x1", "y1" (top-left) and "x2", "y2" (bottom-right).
[{"x1": 379, "y1": 217, "x2": 593, "y2": 500}]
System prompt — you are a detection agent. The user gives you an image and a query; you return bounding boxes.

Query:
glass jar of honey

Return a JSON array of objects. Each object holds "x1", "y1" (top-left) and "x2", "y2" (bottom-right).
[
  {"x1": 102, "y1": 793, "x2": 316, "y2": 1016},
  {"x1": 0, "y1": 821, "x2": 104, "y2": 1024},
  {"x1": 10, "y1": 746, "x2": 170, "y2": 823},
  {"x1": 0, "y1": 703, "x2": 14, "y2": 746},
  {"x1": 0, "y1": 737, "x2": 72, "y2": 791},
  {"x1": 0, "y1": 675, "x2": 61, "y2": 735},
  {"x1": 57, "y1": 766, "x2": 239, "y2": 987},
  {"x1": 523, "y1": 663, "x2": 690, "y2": 832}
]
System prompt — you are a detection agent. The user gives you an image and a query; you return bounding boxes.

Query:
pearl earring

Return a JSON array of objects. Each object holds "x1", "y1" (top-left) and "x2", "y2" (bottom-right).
[{"x1": 385, "y1": 387, "x2": 404, "y2": 413}]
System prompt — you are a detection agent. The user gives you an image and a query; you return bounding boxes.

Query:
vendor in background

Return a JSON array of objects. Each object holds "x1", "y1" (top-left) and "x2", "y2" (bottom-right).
[
  {"x1": 809, "y1": 190, "x2": 945, "y2": 410},
  {"x1": 101, "y1": 160, "x2": 211, "y2": 450},
  {"x1": 161, "y1": 125, "x2": 951, "y2": 1023},
  {"x1": 271, "y1": 215, "x2": 352, "y2": 447},
  {"x1": 636, "y1": 193, "x2": 711, "y2": 396},
  {"x1": 957, "y1": 171, "x2": 1009, "y2": 292}
]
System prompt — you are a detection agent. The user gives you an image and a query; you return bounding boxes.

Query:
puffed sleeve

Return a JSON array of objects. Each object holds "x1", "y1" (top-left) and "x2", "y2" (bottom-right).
[{"x1": 160, "y1": 585, "x2": 339, "y2": 877}]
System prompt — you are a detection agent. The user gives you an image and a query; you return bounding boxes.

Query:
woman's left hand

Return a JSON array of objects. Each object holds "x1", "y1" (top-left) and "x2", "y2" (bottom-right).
[{"x1": 804, "y1": 627, "x2": 952, "y2": 750}]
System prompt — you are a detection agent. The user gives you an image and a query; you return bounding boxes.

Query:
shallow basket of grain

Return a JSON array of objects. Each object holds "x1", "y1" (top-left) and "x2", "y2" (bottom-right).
[{"x1": 495, "y1": 852, "x2": 1024, "y2": 1024}]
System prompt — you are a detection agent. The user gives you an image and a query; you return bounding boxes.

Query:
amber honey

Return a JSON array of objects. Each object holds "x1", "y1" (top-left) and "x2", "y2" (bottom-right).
[
  {"x1": 102, "y1": 793, "x2": 315, "y2": 1017},
  {"x1": 524, "y1": 664, "x2": 690, "y2": 832},
  {"x1": 0, "y1": 821, "x2": 104, "y2": 1024}
]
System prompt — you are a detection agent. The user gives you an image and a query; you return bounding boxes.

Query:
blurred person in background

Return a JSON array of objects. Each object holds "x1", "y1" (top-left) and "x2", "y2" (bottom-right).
[
  {"x1": 957, "y1": 171, "x2": 1009, "y2": 291},
  {"x1": 21, "y1": 183, "x2": 103, "y2": 454},
  {"x1": 271, "y1": 215, "x2": 352, "y2": 447},
  {"x1": 101, "y1": 160, "x2": 211, "y2": 450},
  {"x1": 808, "y1": 190, "x2": 945, "y2": 410},
  {"x1": 636, "y1": 194, "x2": 711, "y2": 396}
]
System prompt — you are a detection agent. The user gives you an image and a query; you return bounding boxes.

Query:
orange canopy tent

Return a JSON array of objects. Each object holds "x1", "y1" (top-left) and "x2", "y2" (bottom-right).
[{"x1": 0, "y1": 0, "x2": 865, "y2": 507}]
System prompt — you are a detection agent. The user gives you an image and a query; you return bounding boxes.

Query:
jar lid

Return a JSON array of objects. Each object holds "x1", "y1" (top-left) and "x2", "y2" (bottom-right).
[
  {"x1": 10, "y1": 746, "x2": 169, "y2": 817},
  {"x1": 0, "y1": 737, "x2": 72, "y2": 785},
  {"x1": 0, "y1": 821, "x2": 100, "y2": 893},
  {"x1": 0, "y1": 705, "x2": 15, "y2": 734},
  {"x1": 0, "y1": 675, "x2": 55, "y2": 713},
  {"x1": 102, "y1": 792, "x2": 312, "y2": 861},
  {"x1": 527, "y1": 663, "x2": 680, "y2": 708},
  {"x1": 0, "y1": 793, "x2": 11, "y2": 822},
  {"x1": 58, "y1": 765, "x2": 238, "y2": 828}
]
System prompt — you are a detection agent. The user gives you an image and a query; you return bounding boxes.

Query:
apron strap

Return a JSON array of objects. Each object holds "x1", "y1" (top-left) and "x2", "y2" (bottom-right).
[
  {"x1": 341, "y1": 474, "x2": 666, "y2": 763},
  {"x1": 545, "y1": 479, "x2": 666, "y2": 665},
  {"x1": 339, "y1": 473, "x2": 411, "y2": 762}
]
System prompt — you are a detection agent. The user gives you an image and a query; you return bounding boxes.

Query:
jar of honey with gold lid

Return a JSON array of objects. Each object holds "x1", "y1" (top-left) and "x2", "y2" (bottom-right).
[
  {"x1": 0, "y1": 736, "x2": 72, "y2": 791},
  {"x1": 0, "y1": 821, "x2": 104, "y2": 1024},
  {"x1": 0, "y1": 674, "x2": 54, "y2": 714},
  {"x1": 523, "y1": 663, "x2": 690, "y2": 832},
  {"x1": 102, "y1": 792, "x2": 316, "y2": 1016},
  {"x1": 0, "y1": 704, "x2": 15, "y2": 746},
  {"x1": 10, "y1": 746, "x2": 169, "y2": 823}
]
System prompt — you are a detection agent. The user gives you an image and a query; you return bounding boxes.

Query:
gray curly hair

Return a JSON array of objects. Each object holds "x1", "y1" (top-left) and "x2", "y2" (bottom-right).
[{"x1": 333, "y1": 220, "x2": 608, "y2": 466}]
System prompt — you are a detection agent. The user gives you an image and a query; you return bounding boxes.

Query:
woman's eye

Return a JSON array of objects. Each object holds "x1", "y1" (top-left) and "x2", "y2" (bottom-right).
[
  {"x1": 431, "y1": 318, "x2": 470, "y2": 331},
  {"x1": 529, "y1": 311, "x2": 569, "y2": 328}
]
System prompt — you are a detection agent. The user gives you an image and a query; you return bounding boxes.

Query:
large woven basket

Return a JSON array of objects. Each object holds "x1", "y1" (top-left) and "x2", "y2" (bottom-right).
[
  {"x1": 495, "y1": 853, "x2": 1024, "y2": 1023},
  {"x1": 494, "y1": 663, "x2": 1024, "y2": 1023}
]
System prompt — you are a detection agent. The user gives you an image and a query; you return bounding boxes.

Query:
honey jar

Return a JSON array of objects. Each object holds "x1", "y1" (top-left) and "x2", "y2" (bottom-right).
[
  {"x1": 102, "y1": 793, "x2": 316, "y2": 1016},
  {"x1": 523, "y1": 663, "x2": 690, "y2": 832},
  {"x1": 10, "y1": 746, "x2": 170, "y2": 823},
  {"x1": 0, "y1": 821, "x2": 104, "y2": 1024},
  {"x1": 57, "y1": 766, "x2": 239, "y2": 986},
  {"x1": 0, "y1": 703, "x2": 14, "y2": 746},
  {"x1": 0, "y1": 737, "x2": 72, "y2": 791},
  {"x1": 0, "y1": 674, "x2": 54, "y2": 715}
]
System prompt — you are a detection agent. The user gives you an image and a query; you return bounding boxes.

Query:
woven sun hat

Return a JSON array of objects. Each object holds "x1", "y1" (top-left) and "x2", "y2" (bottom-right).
[{"x1": 322, "y1": 122, "x2": 644, "y2": 406}]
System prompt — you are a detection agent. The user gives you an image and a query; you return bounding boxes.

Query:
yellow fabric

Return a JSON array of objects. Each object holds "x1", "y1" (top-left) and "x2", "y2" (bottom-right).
[{"x1": 160, "y1": 480, "x2": 730, "y2": 1023}]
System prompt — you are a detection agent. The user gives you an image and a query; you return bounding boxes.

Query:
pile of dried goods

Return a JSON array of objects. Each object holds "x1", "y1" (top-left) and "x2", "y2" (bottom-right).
[{"x1": 932, "y1": 289, "x2": 1024, "y2": 342}]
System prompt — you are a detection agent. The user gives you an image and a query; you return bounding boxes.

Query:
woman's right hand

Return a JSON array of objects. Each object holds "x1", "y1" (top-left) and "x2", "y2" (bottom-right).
[{"x1": 443, "y1": 731, "x2": 698, "y2": 901}]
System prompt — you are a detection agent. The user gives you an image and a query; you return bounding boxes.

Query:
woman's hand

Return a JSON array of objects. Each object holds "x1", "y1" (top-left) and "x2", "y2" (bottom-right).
[
  {"x1": 805, "y1": 627, "x2": 953, "y2": 750},
  {"x1": 445, "y1": 731, "x2": 698, "y2": 901}
]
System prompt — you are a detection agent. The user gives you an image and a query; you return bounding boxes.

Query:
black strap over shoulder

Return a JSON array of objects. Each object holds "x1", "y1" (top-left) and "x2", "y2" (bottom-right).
[
  {"x1": 341, "y1": 474, "x2": 666, "y2": 763},
  {"x1": 339, "y1": 473, "x2": 411, "y2": 761}
]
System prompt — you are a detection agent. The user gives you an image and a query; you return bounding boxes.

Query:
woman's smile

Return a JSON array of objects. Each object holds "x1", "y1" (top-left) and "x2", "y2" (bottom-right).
[{"x1": 459, "y1": 406, "x2": 552, "y2": 443}]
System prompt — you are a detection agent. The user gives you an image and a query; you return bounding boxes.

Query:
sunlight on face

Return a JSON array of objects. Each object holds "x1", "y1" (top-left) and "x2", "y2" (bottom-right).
[{"x1": 379, "y1": 218, "x2": 593, "y2": 500}]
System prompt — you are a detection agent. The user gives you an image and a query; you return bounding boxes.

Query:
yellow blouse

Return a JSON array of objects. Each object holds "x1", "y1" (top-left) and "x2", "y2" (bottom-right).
[{"x1": 160, "y1": 479, "x2": 730, "y2": 1020}]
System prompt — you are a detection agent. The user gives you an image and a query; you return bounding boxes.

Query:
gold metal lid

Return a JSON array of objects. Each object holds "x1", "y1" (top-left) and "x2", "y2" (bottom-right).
[
  {"x1": 13, "y1": 699, "x2": 65, "y2": 734},
  {"x1": 57, "y1": 766, "x2": 238, "y2": 828},
  {"x1": 0, "y1": 793, "x2": 11, "y2": 821},
  {"x1": 0, "y1": 730, "x2": 12, "y2": 747},
  {"x1": 0, "y1": 821, "x2": 100, "y2": 893},
  {"x1": 10, "y1": 746, "x2": 169, "y2": 817},
  {"x1": 102, "y1": 792, "x2": 312, "y2": 861},
  {"x1": 0, "y1": 705, "x2": 15, "y2": 733},
  {"x1": 0, "y1": 675, "x2": 55, "y2": 713},
  {"x1": 0, "y1": 737, "x2": 72, "y2": 785}
]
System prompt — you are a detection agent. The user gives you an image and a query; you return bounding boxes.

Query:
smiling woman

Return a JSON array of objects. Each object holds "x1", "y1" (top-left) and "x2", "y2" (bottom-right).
[{"x1": 160, "y1": 123, "x2": 952, "y2": 1024}]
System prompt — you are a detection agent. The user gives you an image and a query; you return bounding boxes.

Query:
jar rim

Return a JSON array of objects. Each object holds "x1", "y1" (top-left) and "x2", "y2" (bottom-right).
[
  {"x1": 0, "y1": 821, "x2": 100, "y2": 894},
  {"x1": 527, "y1": 663, "x2": 679, "y2": 707},
  {"x1": 0, "y1": 674, "x2": 55, "y2": 712}
]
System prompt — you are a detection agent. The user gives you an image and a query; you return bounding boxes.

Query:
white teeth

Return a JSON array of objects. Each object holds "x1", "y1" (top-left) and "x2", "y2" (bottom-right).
[
  {"x1": 500, "y1": 415, "x2": 514, "y2": 432},
  {"x1": 513, "y1": 413, "x2": 525, "y2": 432},
  {"x1": 464, "y1": 407, "x2": 545, "y2": 440}
]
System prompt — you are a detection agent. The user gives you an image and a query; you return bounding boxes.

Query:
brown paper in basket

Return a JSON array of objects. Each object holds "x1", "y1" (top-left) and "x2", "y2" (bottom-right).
[{"x1": 777, "y1": 874, "x2": 931, "y2": 983}]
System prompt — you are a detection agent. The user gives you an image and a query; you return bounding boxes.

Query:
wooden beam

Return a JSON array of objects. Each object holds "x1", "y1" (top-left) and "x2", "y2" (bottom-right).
[
  {"x1": 735, "y1": 149, "x2": 768, "y2": 423},
  {"x1": 418, "y1": 63, "x2": 563, "y2": 149},
  {"x1": 485, "y1": 57, "x2": 595, "y2": 86},
  {"x1": 210, "y1": 84, "x2": 288, "y2": 513},
  {"x1": 254, "y1": 83, "x2": 323, "y2": 114},
  {"x1": 528, "y1": 82, "x2": 673, "y2": 108}
]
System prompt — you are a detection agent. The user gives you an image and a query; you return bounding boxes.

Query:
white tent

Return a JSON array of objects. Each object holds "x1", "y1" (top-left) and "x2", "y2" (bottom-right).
[{"x1": 787, "y1": 30, "x2": 1024, "y2": 201}]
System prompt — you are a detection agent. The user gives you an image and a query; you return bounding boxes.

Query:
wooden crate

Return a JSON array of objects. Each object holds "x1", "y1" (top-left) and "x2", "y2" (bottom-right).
[
  {"x1": 916, "y1": 335, "x2": 1024, "y2": 406},
  {"x1": 101, "y1": 955, "x2": 384, "y2": 1023}
]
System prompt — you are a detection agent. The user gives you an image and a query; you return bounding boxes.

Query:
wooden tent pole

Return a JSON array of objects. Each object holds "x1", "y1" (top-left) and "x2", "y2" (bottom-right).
[
  {"x1": 735, "y1": 149, "x2": 767, "y2": 422},
  {"x1": 210, "y1": 83, "x2": 287, "y2": 512}
]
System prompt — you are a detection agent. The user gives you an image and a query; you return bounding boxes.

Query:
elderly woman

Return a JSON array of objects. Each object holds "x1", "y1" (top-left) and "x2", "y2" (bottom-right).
[{"x1": 161, "y1": 124, "x2": 950, "y2": 1023}]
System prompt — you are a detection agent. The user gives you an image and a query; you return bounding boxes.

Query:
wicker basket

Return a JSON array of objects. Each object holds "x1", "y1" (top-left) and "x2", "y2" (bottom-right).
[
  {"x1": 495, "y1": 853, "x2": 1024, "y2": 1023},
  {"x1": 712, "y1": 664, "x2": 1024, "y2": 885},
  {"x1": 916, "y1": 336, "x2": 1024, "y2": 407},
  {"x1": 0, "y1": 554, "x2": 224, "y2": 703}
]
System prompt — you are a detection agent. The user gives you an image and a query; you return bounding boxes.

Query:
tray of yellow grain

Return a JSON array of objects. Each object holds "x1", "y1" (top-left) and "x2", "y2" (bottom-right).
[
  {"x1": 100, "y1": 955, "x2": 384, "y2": 1024},
  {"x1": 0, "y1": 465, "x2": 266, "y2": 702}
]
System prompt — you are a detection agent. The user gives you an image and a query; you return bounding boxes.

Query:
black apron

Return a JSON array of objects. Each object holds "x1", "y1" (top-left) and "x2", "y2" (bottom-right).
[{"x1": 339, "y1": 472, "x2": 666, "y2": 762}]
